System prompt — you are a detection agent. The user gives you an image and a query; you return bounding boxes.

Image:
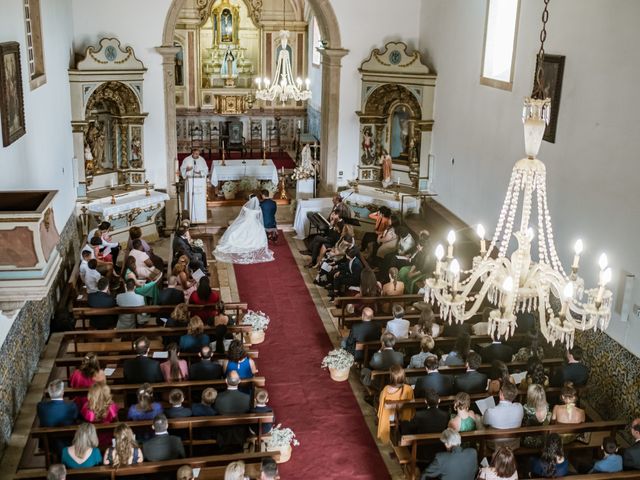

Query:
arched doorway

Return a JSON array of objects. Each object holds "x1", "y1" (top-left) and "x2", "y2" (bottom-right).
[{"x1": 158, "y1": 0, "x2": 347, "y2": 206}]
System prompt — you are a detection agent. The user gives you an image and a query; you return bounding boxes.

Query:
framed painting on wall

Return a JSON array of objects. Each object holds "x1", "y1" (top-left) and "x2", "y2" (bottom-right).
[
  {"x1": 0, "y1": 42, "x2": 26, "y2": 147},
  {"x1": 535, "y1": 53, "x2": 565, "y2": 143}
]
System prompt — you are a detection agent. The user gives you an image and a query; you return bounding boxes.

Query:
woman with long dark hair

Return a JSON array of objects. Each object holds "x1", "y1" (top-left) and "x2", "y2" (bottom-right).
[
  {"x1": 487, "y1": 360, "x2": 515, "y2": 395},
  {"x1": 189, "y1": 277, "x2": 227, "y2": 325},
  {"x1": 103, "y1": 423, "x2": 143, "y2": 467},
  {"x1": 442, "y1": 332, "x2": 471, "y2": 366},
  {"x1": 160, "y1": 343, "x2": 189, "y2": 382},
  {"x1": 530, "y1": 433, "x2": 569, "y2": 477}
]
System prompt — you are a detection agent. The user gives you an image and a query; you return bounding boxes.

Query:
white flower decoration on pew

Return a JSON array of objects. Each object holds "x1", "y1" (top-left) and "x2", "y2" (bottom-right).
[
  {"x1": 321, "y1": 348, "x2": 355, "y2": 371},
  {"x1": 267, "y1": 424, "x2": 300, "y2": 448},
  {"x1": 241, "y1": 310, "x2": 271, "y2": 332}
]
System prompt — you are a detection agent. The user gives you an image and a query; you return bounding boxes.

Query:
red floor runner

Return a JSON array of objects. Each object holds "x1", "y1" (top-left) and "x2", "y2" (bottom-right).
[
  {"x1": 178, "y1": 152, "x2": 296, "y2": 170},
  {"x1": 233, "y1": 237, "x2": 390, "y2": 479}
]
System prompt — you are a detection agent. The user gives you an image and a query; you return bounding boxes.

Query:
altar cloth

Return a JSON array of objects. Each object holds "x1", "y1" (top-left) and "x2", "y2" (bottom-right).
[{"x1": 210, "y1": 159, "x2": 279, "y2": 187}]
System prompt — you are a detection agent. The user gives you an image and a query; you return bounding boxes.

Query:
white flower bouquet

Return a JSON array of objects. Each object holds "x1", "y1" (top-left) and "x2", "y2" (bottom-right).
[
  {"x1": 191, "y1": 238, "x2": 204, "y2": 249},
  {"x1": 261, "y1": 180, "x2": 278, "y2": 195},
  {"x1": 238, "y1": 176, "x2": 259, "y2": 192},
  {"x1": 221, "y1": 181, "x2": 238, "y2": 194},
  {"x1": 267, "y1": 424, "x2": 300, "y2": 448},
  {"x1": 291, "y1": 164, "x2": 316, "y2": 181},
  {"x1": 321, "y1": 348, "x2": 355, "y2": 370},
  {"x1": 241, "y1": 309, "x2": 270, "y2": 332}
]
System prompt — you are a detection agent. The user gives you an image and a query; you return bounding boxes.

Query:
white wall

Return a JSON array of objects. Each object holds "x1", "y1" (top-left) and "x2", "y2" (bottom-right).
[
  {"x1": 420, "y1": 0, "x2": 640, "y2": 354},
  {"x1": 331, "y1": 0, "x2": 422, "y2": 185},
  {"x1": 71, "y1": 0, "x2": 173, "y2": 189},
  {"x1": 0, "y1": 0, "x2": 76, "y2": 227}
]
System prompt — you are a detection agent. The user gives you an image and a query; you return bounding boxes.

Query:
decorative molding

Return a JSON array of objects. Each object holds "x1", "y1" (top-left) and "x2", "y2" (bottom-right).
[
  {"x1": 77, "y1": 38, "x2": 146, "y2": 71},
  {"x1": 360, "y1": 41, "x2": 431, "y2": 76}
]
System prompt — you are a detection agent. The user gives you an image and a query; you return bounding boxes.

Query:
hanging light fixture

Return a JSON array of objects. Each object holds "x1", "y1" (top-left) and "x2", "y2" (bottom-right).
[
  {"x1": 423, "y1": 0, "x2": 613, "y2": 349},
  {"x1": 255, "y1": 0, "x2": 311, "y2": 103}
]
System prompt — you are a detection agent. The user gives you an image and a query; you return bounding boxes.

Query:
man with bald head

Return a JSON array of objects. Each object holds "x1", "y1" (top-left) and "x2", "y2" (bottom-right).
[
  {"x1": 343, "y1": 307, "x2": 382, "y2": 362},
  {"x1": 623, "y1": 418, "x2": 640, "y2": 470},
  {"x1": 214, "y1": 371, "x2": 250, "y2": 415}
]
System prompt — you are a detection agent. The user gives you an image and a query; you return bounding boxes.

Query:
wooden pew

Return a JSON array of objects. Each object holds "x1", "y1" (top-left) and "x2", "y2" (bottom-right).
[
  {"x1": 72, "y1": 303, "x2": 248, "y2": 330},
  {"x1": 530, "y1": 474, "x2": 640, "y2": 480},
  {"x1": 41, "y1": 378, "x2": 265, "y2": 406},
  {"x1": 397, "y1": 420, "x2": 627, "y2": 480},
  {"x1": 332, "y1": 294, "x2": 423, "y2": 327},
  {"x1": 358, "y1": 333, "x2": 530, "y2": 365},
  {"x1": 53, "y1": 351, "x2": 259, "y2": 383},
  {"x1": 30, "y1": 413, "x2": 274, "y2": 466}
]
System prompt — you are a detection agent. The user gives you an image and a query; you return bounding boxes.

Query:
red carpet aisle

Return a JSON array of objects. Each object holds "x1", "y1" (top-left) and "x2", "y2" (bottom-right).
[{"x1": 233, "y1": 238, "x2": 390, "y2": 479}]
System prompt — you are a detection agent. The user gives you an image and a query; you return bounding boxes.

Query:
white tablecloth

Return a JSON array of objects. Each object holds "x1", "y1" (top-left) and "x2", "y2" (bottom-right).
[
  {"x1": 340, "y1": 188, "x2": 420, "y2": 213},
  {"x1": 296, "y1": 178, "x2": 315, "y2": 201},
  {"x1": 210, "y1": 159, "x2": 279, "y2": 187},
  {"x1": 86, "y1": 191, "x2": 170, "y2": 218},
  {"x1": 293, "y1": 197, "x2": 334, "y2": 239}
]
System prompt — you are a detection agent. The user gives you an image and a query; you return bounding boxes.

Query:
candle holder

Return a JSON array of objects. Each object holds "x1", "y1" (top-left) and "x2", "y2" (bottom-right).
[
  {"x1": 394, "y1": 184, "x2": 400, "y2": 201},
  {"x1": 110, "y1": 187, "x2": 116, "y2": 205},
  {"x1": 145, "y1": 180, "x2": 150, "y2": 197},
  {"x1": 221, "y1": 143, "x2": 226, "y2": 166},
  {"x1": 262, "y1": 148, "x2": 267, "y2": 166},
  {"x1": 278, "y1": 174, "x2": 288, "y2": 200}
]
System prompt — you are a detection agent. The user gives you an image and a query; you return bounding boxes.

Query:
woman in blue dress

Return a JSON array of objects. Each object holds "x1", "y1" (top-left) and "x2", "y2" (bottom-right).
[
  {"x1": 530, "y1": 433, "x2": 570, "y2": 477},
  {"x1": 127, "y1": 383, "x2": 163, "y2": 421},
  {"x1": 222, "y1": 340, "x2": 257, "y2": 379},
  {"x1": 61, "y1": 423, "x2": 102, "y2": 469}
]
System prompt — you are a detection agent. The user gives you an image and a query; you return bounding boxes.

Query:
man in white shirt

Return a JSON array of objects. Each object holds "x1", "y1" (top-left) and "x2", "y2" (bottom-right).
[
  {"x1": 116, "y1": 278, "x2": 148, "y2": 329},
  {"x1": 483, "y1": 382, "x2": 524, "y2": 449},
  {"x1": 84, "y1": 259, "x2": 102, "y2": 294},
  {"x1": 180, "y1": 148, "x2": 209, "y2": 223},
  {"x1": 385, "y1": 304, "x2": 410, "y2": 339},
  {"x1": 79, "y1": 250, "x2": 92, "y2": 284}
]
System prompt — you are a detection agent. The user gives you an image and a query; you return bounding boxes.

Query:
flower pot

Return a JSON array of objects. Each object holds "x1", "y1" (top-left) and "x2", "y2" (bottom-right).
[
  {"x1": 329, "y1": 366, "x2": 350, "y2": 382},
  {"x1": 270, "y1": 444, "x2": 292, "y2": 463},
  {"x1": 248, "y1": 330, "x2": 265, "y2": 344},
  {"x1": 223, "y1": 191, "x2": 236, "y2": 200}
]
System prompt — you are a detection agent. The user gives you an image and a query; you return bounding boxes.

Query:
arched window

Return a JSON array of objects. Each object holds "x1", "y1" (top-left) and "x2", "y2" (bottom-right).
[
  {"x1": 480, "y1": 0, "x2": 520, "y2": 90},
  {"x1": 23, "y1": 0, "x2": 46, "y2": 89}
]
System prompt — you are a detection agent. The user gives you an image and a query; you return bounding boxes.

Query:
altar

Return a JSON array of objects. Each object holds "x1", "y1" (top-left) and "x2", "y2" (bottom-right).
[
  {"x1": 340, "y1": 185, "x2": 421, "y2": 218},
  {"x1": 81, "y1": 189, "x2": 169, "y2": 243},
  {"x1": 210, "y1": 159, "x2": 279, "y2": 187}
]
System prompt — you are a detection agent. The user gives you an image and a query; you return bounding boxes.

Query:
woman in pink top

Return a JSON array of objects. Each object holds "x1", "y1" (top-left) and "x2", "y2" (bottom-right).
[
  {"x1": 160, "y1": 343, "x2": 189, "y2": 382},
  {"x1": 70, "y1": 353, "x2": 106, "y2": 388},
  {"x1": 81, "y1": 383, "x2": 119, "y2": 424}
]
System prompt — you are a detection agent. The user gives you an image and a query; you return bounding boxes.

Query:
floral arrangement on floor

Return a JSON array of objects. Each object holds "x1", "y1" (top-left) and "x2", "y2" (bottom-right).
[
  {"x1": 241, "y1": 309, "x2": 270, "y2": 332},
  {"x1": 267, "y1": 424, "x2": 300, "y2": 448},
  {"x1": 261, "y1": 180, "x2": 278, "y2": 195},
  {"x1": 238, "y1": 176, "x2": 259, "y2": 192},
  {"x1": 291, "y1": 163, "x2": 316, "y2": 181},
  {"x1": 221, "y1": 180, "x2": 238, "y2": 194},
  {"x1": 190, "y1": 238, "x2": 204, "y2": 250},
  {"x1": 321, "y1": 348, "x2": 355, "y2": 370}
]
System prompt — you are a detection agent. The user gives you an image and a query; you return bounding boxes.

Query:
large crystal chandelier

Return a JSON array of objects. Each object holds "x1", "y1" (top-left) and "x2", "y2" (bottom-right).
[
  {"x1": 255, "y1": 0, "x2": 310, "y2": 103},
  {"x1": 424, "y1": 0, "x2": 613, "y2": 349}
]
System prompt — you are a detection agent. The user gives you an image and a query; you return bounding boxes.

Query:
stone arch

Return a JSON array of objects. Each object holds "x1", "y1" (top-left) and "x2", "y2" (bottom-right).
[
  {"x1": 159, "y1": 0, "x2": 347, "y2": 199},
  {"x1": 363, "y1": 84, "x2": 421, "y2": 119},
  {"x1": 85, "y1": 81, "x2": 141, "y2": 117}
]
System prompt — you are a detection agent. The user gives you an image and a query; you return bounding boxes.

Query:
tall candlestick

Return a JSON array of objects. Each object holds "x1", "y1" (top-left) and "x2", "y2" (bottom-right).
[
  {"x1": 572, "y1": 239, "x2": 583, "y2": 269},
  {"x1": 434, "y1": 244, "x2": 444, "y2": 276},
  {"x1": 447, "y1": 230, "x2": 456, "y2": 259}
]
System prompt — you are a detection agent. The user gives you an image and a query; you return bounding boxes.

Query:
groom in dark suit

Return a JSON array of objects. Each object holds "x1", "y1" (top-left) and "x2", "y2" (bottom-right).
[
  {"x1": 329, "y1": 247, "x2": 363, "y2": 300},
  {"x1": 259, "y1": 190, "x2": 278, "y2": 241}
]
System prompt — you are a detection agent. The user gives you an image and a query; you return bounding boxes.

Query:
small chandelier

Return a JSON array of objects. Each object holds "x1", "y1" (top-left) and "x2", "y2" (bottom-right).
[
  {"x1": 255, "y1": 0, "x2": 311, "y2": 103},
  {"x1": 423, "y1": 0, "x2": 613, "y2": 349}
]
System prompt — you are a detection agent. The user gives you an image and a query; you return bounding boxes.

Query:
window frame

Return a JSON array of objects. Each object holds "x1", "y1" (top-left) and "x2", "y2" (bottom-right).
[
  {"x1": 23, "y1": 0, "x2": 46, "y2": 90},
  {"x1": 479, "y1": 0, "x2": 521, "y2": 91}
]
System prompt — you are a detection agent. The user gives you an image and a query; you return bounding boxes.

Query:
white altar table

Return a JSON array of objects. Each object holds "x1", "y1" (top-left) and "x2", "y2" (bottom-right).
[
  {"x1": 83, "y1": 190, "x2": 169, "y2": 242},
  {"x1": 210, "y1": 159, "x2": 279, "y2": 187},
  {"x1": 340, "y1": 186, "x2": 420, "y2": 215},
  {"x1": 293, "y1": 197, "x2": 334, "y2": 239}
]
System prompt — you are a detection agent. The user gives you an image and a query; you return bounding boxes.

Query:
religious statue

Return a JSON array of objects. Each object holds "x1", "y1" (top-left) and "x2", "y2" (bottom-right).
[
  {"x1": 221, "y1": 9, "x2": 233, "y2": 43},
  {"x1": 131, "y1": 136, "x2": 142, "y2": 168},
  {"x1": 301, "y1": 144, "x2": 313, "y2": 170},
  {"x1": 93, "y1": 127, "x2": 106, "y2": 172},
  {"x1": 84, "y1": 143, "x2": 95, "y2": 176},
  {"x1": 381, "y1": 149, "x2": 393, "y2": 188},
  {"x1": 174, "y1": 44, "x2": 184, "y2": 86},
  {"x1": 221, "y1": 46, "x2": 237, "y2": 79},
  {"x1": 361, "y1": 127, "x2": 375, "y2": 165}
]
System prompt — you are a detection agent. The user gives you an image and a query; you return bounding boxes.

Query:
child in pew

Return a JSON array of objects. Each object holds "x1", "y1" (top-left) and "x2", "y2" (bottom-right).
[
  {"x1": 249, "y1": 389, "x2": 274, "y2": 435},
  {"x1": 588, "y1": 436, "x2": 623, "y2": 473},
  {"x1": 166, "y1": 389, "x2": 192, "y2": 418}
]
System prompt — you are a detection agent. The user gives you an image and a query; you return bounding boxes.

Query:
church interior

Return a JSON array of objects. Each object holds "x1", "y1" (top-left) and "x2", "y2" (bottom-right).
[{"x1": 0, "y1": 0, "x2": 639, "y2": 478}]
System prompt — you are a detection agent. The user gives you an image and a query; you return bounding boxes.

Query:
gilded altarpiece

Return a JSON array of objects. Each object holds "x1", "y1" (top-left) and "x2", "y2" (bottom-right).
[{"x1": 356, "y1": 42, "x2": 436, "y2": 189}]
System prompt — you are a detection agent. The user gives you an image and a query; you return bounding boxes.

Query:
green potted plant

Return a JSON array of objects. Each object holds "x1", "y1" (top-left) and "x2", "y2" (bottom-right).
[
  {"x1": 321, "y1": 348, "x2": 354, "y2": 382},
  {"x1": 221, "y1": 180, "x2": 238, "y2": 200},
  {"x1": 265, "y1": 424, "x2": 299, "y2": 463},
  {"x1": 240, "y1": 309, "x2": 270, "y2": 344}
]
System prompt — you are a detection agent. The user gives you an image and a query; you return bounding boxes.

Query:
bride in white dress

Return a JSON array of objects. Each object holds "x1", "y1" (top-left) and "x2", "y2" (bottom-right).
[{"x1": 213, "y1": 196, "x2": 274, "y2": 264}]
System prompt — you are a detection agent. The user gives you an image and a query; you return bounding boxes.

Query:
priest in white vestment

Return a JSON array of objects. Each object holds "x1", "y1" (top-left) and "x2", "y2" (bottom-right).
[{"x1": 180, "y1": 148, "x2": 209, "y2": 224}]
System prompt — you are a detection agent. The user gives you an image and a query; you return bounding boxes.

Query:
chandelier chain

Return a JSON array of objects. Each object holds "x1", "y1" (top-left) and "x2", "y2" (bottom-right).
[{"x1": 532, "y1": 0, "x2": 551, "y2": 99}]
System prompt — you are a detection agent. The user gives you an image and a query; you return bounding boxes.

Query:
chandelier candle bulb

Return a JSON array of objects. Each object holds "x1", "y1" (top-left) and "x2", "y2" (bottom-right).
[
  {"x1": 435, "y1": 244, "x2": 445, "y2": 275},
  {"x1": 598, "y1": 253, "x2": 608, "y2": 271},
  {"x1": 449, "y1": 259, "x2": 460, "y2": 297},
  {"x1": 447, "y1": 230, "x2": 456, "y2": 259},
  {"x1": 572, "y1": 239, "x2": 584, "y2": 269},
  {"x1": 477, "y1": 224, "x2": 486, "y2": 254}
]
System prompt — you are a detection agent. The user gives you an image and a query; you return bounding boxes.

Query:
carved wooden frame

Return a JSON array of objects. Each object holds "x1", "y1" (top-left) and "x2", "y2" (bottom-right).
[{"x1": 0, "y1": 42, "x2": 26, "y2": 147}]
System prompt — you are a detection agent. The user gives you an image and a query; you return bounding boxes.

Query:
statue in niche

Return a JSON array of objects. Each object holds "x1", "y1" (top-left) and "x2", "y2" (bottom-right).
[
  {"x1": 84, "y1": 143, "x2": 95, "y2": 176},
  {"x1": 220, "y1": 46, "x2": 237, "y2": 78},
  {"x1": 131, "y1": 136, "x2": 142, "y2": 168},
  {"x1": 390, "y1": 106, "x2": 410, "y2": 158},
  {"x1": 174, "y1": 43, "x2": 184, "y2": 86},
  {"x1": 301, "y1": 144, "x2": 313, "y2": 170},
  {"x1": 361, "y1": 127, "x2": 375, "y2": 165},
  {"x1": 92, "y1": 125, "x2": 106, "y2": 172},
  {"x1": 381, "y1": 149, "x2": 393, "y2": 188},
  {"x1": 221, "y1": 9, "x2": 233, "y2": 43}
]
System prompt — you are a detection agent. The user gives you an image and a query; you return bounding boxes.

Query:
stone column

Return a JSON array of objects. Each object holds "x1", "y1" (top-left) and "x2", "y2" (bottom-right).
[
  {"x1": 157, "y1": 46, "x2": 181, "y2": 225},
  {"x1": 319, "y1": 47, "x2": 348, "y2": 193}
]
